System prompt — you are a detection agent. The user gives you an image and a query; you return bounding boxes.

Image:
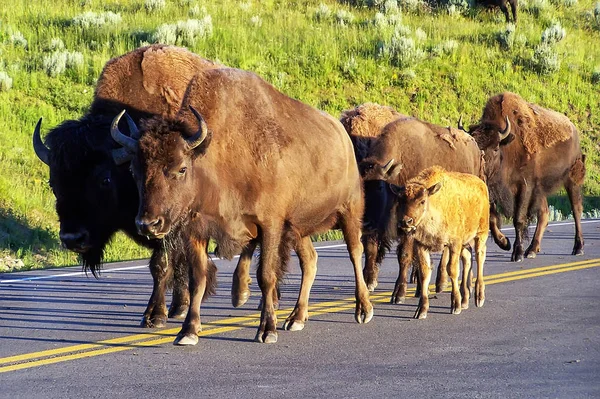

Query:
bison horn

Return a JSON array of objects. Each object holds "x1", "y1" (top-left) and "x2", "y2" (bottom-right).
[
  {"x1": 111, "y1": 110, "x2": 138, "y2": 153},
  {"x1": 499, "y1": 115, "x2": 511, "y2": 140},
  {"x1": 112, "y1": 147, "x2": 134, "y2": 165},
  {"x1": 32, "y1": 118, "x2": 50, "y2": 165},
  {"x1": 187, "y1": 105, "x2": 209, "y2": 150},
  {"x1": 457, "y1": 115, "x2": 467, "y2": 132},
  {"x1": 382, "y1": 159, "x2": 395, "y2": 175},
  {"x1": 124, "y1": 112, "x2": 141, "y2": 140}
]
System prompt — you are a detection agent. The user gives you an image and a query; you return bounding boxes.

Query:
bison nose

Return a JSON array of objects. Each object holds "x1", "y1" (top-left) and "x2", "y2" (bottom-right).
[
  {"x1": 136, "y1": 217, "x2": 165, "y2": 237},
  {"x1": 400, "y1": 217, "x2": 413, "y2": 228},
  {"x1": 60, "y1": 230, "x2": 90, "y2": 251}
]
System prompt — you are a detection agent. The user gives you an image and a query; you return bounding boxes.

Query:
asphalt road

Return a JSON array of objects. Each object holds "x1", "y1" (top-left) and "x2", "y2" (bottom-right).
[{"x1": 1, "y1": 220, "x2": 599, "y2": 398}]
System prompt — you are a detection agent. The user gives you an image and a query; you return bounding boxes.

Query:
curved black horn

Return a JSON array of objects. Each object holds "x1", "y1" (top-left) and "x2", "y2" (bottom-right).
[
  {"x1": 110, "y1": 110, "x2": 138, "y2": 152},
  {"x1": 457, "y1": 115, "x2": 467, "y2": 132},
  {"x1": 187, "y1": 105, "x2": 208, "y2": 150},
  {"x1": 124, "y1": 112, "x2": 141, "y2": 139},
  {"x1": 32, "y1": 118, "x2": 50, "y2": 165},
  {"x1": 499, "y1": 115, "x2": 511, "y2": 140},
  {"x1": 382, "y1": 158, "x2": 395, "y2": 175},
  {"x1": 112, "y1": 147, "x2": 134, "y2": 165}
]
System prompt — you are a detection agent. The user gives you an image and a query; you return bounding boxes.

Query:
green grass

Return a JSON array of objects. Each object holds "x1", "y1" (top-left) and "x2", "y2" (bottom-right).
[{"x1": 0, "y1": 0, "x2": 599, "y2": 270}]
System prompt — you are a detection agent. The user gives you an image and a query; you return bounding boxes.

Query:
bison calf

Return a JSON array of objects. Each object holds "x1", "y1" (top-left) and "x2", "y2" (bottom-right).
[{"x1": 391, "y1": 166, "x2": 490, "y2": 318}]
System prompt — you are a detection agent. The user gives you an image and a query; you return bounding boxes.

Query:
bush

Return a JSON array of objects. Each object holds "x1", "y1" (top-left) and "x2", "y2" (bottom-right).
[
  {"x1": 497, "y1": 24, "x2": 516, "y2": 50},
  {"x1": 250, "y1": 15, "x2": 262, "y2": 27},
  {"x1": 541, "y1": 22, "x2": 566, "y2": 45},
  {"x1": 153, "y1": 17, "x2": 213, "y2": 46},
  {"x1": 314, "y1": 3, "x2": 331, "y2": 22},
  {"x1": 431, "y1": 39, "x2": 459, "y2": 56},
  {"x1": 0, "y1": 71, "x2": 13, "y2": 92},
  {"x1": 592, "y1": 67, "x2": 600, "y2": 84},
  {"x1": 530, "y1": 44, "x2": 560, "y2": 74},
  {"x1": 521, "y1": 0, "x2": 550, "y2": 17},
  {"x1": 48, "y1": 38, "x2": 65, "y2": 51},
  {"x1": 9, "y1": 31, "x2": 28, "y2": 48},
  {"x1": 335, "y1": 9, "x2": 355, "y2": 25},
  {"x1": 144, "y1": 0, "x2": 166, "y2": 12},
  {"x1": 397, "y1": 0, "x2": 427, "y2": 12},
  {"x1": 42, "y1": 50, "x2": 84, "y2": 77},
  {"x1": 379, "y1": 33, "x2": 425, "y2": 69},
  {"x1": 71, "y1": 11, "x2": 122, "y2": 29}
]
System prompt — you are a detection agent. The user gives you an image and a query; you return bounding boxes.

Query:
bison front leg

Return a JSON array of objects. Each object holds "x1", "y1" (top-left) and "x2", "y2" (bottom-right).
[
  {"x1": 141, "y1": 244, "x2": 171, "y2": 328},
  {"x1": 474, "y1": 236, "x2": 487, "y2": 308},
  {"x1": 255, "y1": 228, "x2": 283, "y2": 344},
  {"x1": 392, "y1": 234, "x2": 413, "y2": 304},
  {"x1": 447, "y1": 246, "x2": 463, "y2": 315},
  {"x1": 511, "y1": 186, "x2": 531, "y2": 262},
  {"x1": 525, "y1": 197, "x2": 549, "y2": 259},
  {"x1": 284, "y1": 236, "x2": 318, "y2": 331},
  {"x1": 565, "y1": 178, "x2": 585, "y2": 256},
  {"x1": 231, "y1": 239, "x2": 258, "y2": 308},
  {"x1": 435, "y1": 247, "x2": 450, "y2": 293},
  {"x1": 362, "y1": 234, "x2": 380, "y2": 292},
  {"x1": 489, "y1": 203, "x2": 510, "y2": 251},
  {"x1": 414, "y1": 245, "x2": 432, "y2": 319},
  {"x1": 168, "y1": 248, "x2": 189, "y2": 320},
  {"x1": 174, "y1": 238, "x2": 211, "y2": 346}
]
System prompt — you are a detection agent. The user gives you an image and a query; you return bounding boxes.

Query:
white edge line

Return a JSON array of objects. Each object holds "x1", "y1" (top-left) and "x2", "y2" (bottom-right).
[{"x1": 2, "y1": 220, "x2": 598, "y2": 284}]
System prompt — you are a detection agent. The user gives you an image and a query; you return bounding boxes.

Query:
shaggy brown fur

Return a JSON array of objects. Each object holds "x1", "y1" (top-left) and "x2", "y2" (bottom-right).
[
  {"x1": 94, "y1": 44, "x2": 222, "y2": 117},
  {"x1": 483, "y1": 92, "x2": 573, "y2": 155},
  {"x1": 340, "y1": 103, "x2": 407, "y2": 138}
]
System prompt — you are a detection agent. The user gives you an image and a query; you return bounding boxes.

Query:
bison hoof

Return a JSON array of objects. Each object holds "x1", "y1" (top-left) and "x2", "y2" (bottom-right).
[
  {"x1": 168, "y1": 306, "x2": 188, "y2": 320},
  {"x1": 436, "y1": 282, "x2": 448, "y2": 294},
  {"x1": 355, "y1": 306, "x2": 374, "y2": 324},
  {"x1": 476, "y1": 297, "x2": 485, "y2": 308},
  {"x1": 451, "y1": 306, "x2": 462, "y2": 315},
  {"x1": 141, "y1": 315, "x2": 167, "y2": 328},
  {"x1": 174, "y1": 333, "x2": 199, "y2": 346},
  {"x1": 496, "y1": 236, "x2": 511, "y2": 251},
  {"x1": 572, "y1": 248, "x2": 584, "y2": 256},
  {"x1": 511, "y1": 251, "x2": 524, "y2": 262},
  {"x1": 367, "y1": 281, "x2": 378, "y2": 292},
  {"x1": 283, "y1": 319, "x2": 305, "y2": 331},
  {"x1": 414, "y1": 307, "x2": 427, "y2": 319},
  {"x1": 255, "y1": 330, "x2": 278, "y2": 344},
  {"x1": 232, "y1": 289, "x2": 250, "y2": 308},
  {"x1": 391, "y1": 295, "x2": 405, "y2": 304},
  {"x1": 461, "y1": 301, "x2": 469, "y2": 310}
]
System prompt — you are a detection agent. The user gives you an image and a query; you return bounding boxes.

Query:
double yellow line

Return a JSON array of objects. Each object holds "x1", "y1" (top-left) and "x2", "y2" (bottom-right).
[{"x1": 1, "y1": 258, "x2": 599, "y2": 373}]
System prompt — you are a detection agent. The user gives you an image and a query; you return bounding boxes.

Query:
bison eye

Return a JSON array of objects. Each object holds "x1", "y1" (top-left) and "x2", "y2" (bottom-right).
[
  {"x1": 101, "y1": 177, "x2": 111, "y2": 187},
  {"x1": 420, "y1": 200, "x2": 426, "y2": 205},
  {"x1": 178, "y1": 167, "x2": 187, "y2": 175}
]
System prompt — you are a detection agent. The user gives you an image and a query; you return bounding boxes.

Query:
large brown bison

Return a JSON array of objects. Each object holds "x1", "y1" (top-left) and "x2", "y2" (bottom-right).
[
  {"x1": 476, "y1": 0, "x2": 518, "y2": 23},
  {"x1": 32, "y1": 45, "x2": 221, "y2": 327},
  {"x1": 111, "y1": 67, "x2": 373, "y2": 346},
  {"x1": 359, "y1": 116, "x2": 486, "y2": 303},
  {"x1": 468, "y1": 92, "x2": 586, "y2": 262},
  {"x1": 392, "y1": 166, "x2": 490, "y2": 318}
]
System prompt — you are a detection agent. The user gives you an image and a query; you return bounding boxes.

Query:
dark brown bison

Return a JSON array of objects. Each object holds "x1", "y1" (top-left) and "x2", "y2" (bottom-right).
[
  {"x1": 359, "y1": 116, "x2": 486, "y2": 303},
  {"x1": 32, "y1": 44, "x2": 221, "y2": 327},
  {"x1": 476, "y1": 0, "x2": 518, "y2": 23},
  {"x1": 111, "y1": 67, "x2": 373, "y2": 346},
  {"x1": 392, "y1": 166, "x2": 489, "y2": 318},
  {"x1": 467, "y1": 92, "x2": 585, "y2": 262}
]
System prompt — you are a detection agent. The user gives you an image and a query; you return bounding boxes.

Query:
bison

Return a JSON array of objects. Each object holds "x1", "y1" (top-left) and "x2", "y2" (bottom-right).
[
  {"x1": 476, "y1": 0, "x2": 518, "y2": 23},
  {"x1": 467, "y1": 92, "x2": 585, "y2": 262},
  {"x1": 111, "y1": 67, "x2": 373, "y2": 346},
  {"x1": 32, "y1": 44, "x2": 221, "y2": 327},
  {"x1": 391, "y1": 166, "x2": 489, "y2": 318},
  {"x1": 358, "y1": 115, "x2": 486, "y2": 303}
]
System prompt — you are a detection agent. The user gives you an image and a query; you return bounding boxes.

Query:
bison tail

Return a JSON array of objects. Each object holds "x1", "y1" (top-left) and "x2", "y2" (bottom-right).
[
  {"x1": 569, "y1": 154, "x2": 586, "y2": 186},
  {"x1": 202, "y1": 257, "x2": 218, "y2": 301}
]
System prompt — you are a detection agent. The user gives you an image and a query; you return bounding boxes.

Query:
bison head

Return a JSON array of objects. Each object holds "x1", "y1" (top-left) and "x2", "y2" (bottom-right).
[
  {"x1": 391, "y1": 180, "x2": 442, "y2": 234},
  {"x1": 358, "y1": 159, "x2": 401, "y2": 234},
  {"x1": 111, "y1": 107, "x2": 211, "y2": 239},
  {"x1": 32, "y1": 115, "x2": 140, "y2": 274},
  {"x1": 466, "y1": 115, "x2": 514, "y2": 182}
]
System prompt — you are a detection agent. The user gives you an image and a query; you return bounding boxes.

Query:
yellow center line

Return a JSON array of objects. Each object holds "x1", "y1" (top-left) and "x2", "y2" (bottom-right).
[{"x1": 1, "y1": 259, "x2": 599, "y2": 373}]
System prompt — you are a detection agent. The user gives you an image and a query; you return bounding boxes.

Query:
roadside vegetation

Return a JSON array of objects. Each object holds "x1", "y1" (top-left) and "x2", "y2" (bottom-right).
[{"x1": 0, "y1": 0, "x2": 598, "y2": 270}]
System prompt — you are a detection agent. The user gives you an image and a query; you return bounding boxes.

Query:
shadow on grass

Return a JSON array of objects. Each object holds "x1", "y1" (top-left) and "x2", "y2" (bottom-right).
[{"x1": 0, "y1": 207, "x2": 58, "y2": 258}]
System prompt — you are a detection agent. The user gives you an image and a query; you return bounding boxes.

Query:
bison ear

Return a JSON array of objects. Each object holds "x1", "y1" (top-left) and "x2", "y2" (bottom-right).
[
  {"x1": 499, "y1": 132, "x2": 515, "y2": 146},
  {"x1": 389, "y1": 184, "x2": 405, "y2": 197},
  {"x1": 427, "y1": 181, "x2": 442, "y2": 196}
]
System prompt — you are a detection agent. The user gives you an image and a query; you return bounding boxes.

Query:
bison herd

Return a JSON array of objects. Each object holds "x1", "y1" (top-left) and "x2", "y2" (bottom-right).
[{"x1": 32, "y1": 45, "x2": 585, "y2": 346}]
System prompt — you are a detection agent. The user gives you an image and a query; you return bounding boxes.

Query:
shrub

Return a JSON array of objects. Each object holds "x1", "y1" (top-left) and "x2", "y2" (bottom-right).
[
  {"x1": 497, "y1": 23, "x2": 516, "y2": 50},
  {"x1": 335, "y1": 9, "x2": 355, "y2": 25},
  {"x1": 414, "y1": 27, "x2": 427, "y2": 42},
  {"x1": 342, "y1": 56, "x2": 359, "y2": 78},
  {"x1": 144, "y1": 0, "x2": 166, "y2": 12},
  {"x1": 71, "y1": 11, "x2": 122, "y2": 29},
  {"x1": 445, "y1": 0, "x2": 470, "y2": 15},
  {"x1": 9, "y1": 32, "x2": 28, "y2": 48},
  {"x1": 152, "y1": 17, "x2": 213, "y2": 46},
  {"x1": 314, "y1": 3, "x2": 331, "y2": 22},
  {"x1": 541, "y1": 22, "x2": 566, "y2": 45},
  {"x1": 239, "y1": 1, "x2": 252, "y2": 11},
  {"x1": 521, "y1": 0, "x2": 550, "y2": 16},
  {"x1": 530, "y1": 44, "x2": 560, "y2": 74},
  {"x1": 397, "y1": 0, "x2": 427, "y2": 12},
  {"x1": 0, "y1": 71, "x2": 13, "y2": 92},
  {"x1": 189, "y1": 5, "x2": 201, "y2": 16},
  {"x1": 66, "y1": 51, "x2": 84, "y2": 69},
  {"x1": 431, "y1": 39, "x2": 459, "y2": 56},
  {"x1": 48, "y1": 38, "x2": 65, "y2": 51},
  {"x1": 379, "y1": 33, "x2": 425, "y2": 69},
  {"x1": 592, "y1": 67, "x2": 600, "y2": 84},
  {"x1": 250, "y1": 15, "x2": 262, "y2": 27},
  {"x1": 42, "y1": 52, "x2": 67, "y2": 77}
]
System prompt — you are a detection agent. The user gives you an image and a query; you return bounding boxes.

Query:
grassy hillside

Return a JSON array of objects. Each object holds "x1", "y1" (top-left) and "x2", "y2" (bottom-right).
[{"x1": 0, "y1": 0, "x2": 599, "y2": 270}]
